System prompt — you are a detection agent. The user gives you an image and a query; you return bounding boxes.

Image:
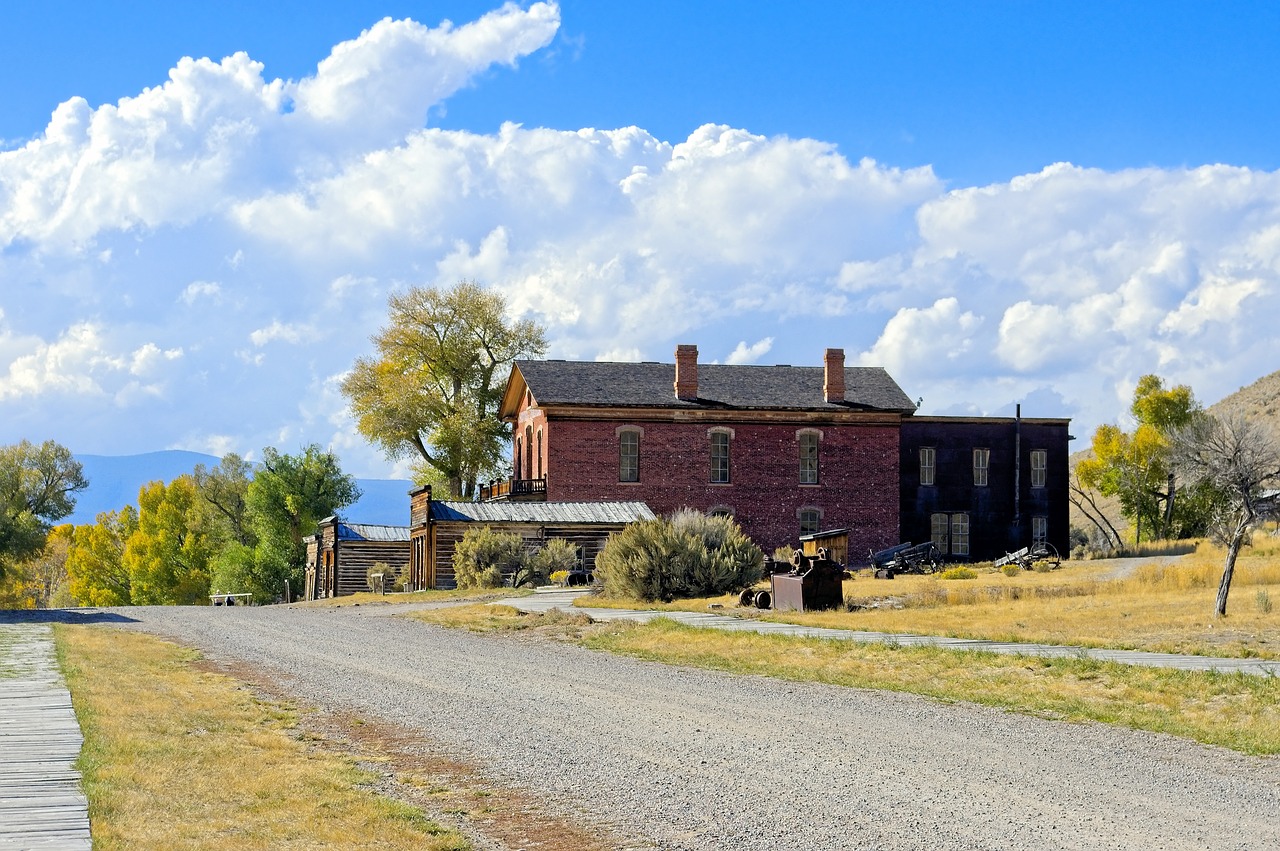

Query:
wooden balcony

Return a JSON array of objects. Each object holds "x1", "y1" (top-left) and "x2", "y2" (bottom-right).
[{"x1": 479, "y1": 477, "x2": 548, "y2": 502}]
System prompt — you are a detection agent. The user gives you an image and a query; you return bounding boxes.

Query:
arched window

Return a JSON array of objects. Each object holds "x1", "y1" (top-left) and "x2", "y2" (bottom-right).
[
  {"x1": 514, "y1": 436, "x2": 522, "y2": 480},
  {"x1": 617, "y1": 426, "x2": 642, "y2": 482},
  {"x1": 797, "y1": 429, "x2": 821, "y2": 485},
  {"x1": 797, "y1": 507, "x2": 822, "y2": 535},
  {"x1": 524, "y1": 425, "x2": 533, "y2": 481},
  {"x1": 709, "y1": 427, "x2": 733, "y2": 484},
  {"x1": 536, "y1": 429, "x2": 543, "y2": 479}
]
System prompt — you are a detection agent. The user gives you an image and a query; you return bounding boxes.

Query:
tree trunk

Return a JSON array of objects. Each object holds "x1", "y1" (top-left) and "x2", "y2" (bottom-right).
[
  {"x1": 1215, "y1": 515, "x2": 1251, "y2": 617},
  {"x1": 1164, "y1": 471, "x2": 1176, "y2": 536}
]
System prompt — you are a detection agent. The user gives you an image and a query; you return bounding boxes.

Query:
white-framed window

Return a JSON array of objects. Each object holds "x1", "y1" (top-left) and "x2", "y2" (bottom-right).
[
  {"x1": 710, "y1": 429, "x2": 732, "y2": 484},
  {"x1": 931, "y1": 513, "x2": 949, "y2": 552},
  {"x1": 536, "y1": 429, "x2": 543, "y2": 479},
  {"x1": 798, "y1": 507, "x2": 822, "y2": 536},
  {"x1": 708, "y1": 505, "x2": 735, "y2": 518},
  {"x1": 618, "y1": 428, "x2": 640, "y2": 483},
  {"x1": 920, "y1": 446, "x2": 936, "y2": 486},
  {"x1": 798, "y1": 430, "x2": 820, "y2": 485},
  {"x1": 951, "y1": 513, "x2": 970, "y2": 556},
  {"x1": 973, "y1": 448, "x2": 989, "y2": 487},
  {"x1": 1032, "y1": 516, "x2": 1048, "y2": 545},
  {"x1": 1030, "y1": 449, "x2": 1047, "y2": 489}
]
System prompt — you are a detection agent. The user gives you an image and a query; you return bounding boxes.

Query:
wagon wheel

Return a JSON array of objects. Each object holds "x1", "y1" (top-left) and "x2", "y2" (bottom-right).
[{"x1": 1030, "y1": 543, "x2": 1061, "y2": 569}]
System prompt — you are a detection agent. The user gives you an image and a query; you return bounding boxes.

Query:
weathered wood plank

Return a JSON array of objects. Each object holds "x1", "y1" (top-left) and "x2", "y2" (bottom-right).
[{"x1": 0, "y1": 623, "x2": 92, "y2": 849}]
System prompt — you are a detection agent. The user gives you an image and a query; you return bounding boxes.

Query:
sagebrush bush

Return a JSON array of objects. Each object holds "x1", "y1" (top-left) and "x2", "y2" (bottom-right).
[
  {"x1": 939, "y1": 566, "x2": 977, "y2": 581},
  {"x1": 453, "y1": 526, "x2": 524, "y2": 589},
  {"x1": 595, "y1": 510, "x2": 763, "y2": 601},
  {"x1": 531, "y1": 538, "x2": 581, "y2": 579},
  {"x1": 1000, "y1": 563, "x2": 1021, "y2": 577}
]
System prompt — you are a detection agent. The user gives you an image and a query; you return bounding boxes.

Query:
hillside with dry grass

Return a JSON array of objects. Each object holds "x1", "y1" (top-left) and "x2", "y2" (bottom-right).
[
  {"x1": 1070, "y1": 368, "x2": 1280, "y2": 541},
  {"x1": 1207, "y1": 368, "x2": 1280, "y2": 432}
]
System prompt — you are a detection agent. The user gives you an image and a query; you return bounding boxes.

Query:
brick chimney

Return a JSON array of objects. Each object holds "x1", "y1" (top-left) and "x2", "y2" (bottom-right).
[
  {"x1": 674, "y1": 344, "x2": 699, "y2": 401},
  {"x1": 823, "y1": 348, "x2": 846, "y2": 403}
]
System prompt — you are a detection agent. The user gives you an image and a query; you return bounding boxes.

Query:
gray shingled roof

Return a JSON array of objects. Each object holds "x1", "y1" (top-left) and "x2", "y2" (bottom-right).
[
  {"x1": 336, "y1": 522, "x2": 410, "y2": 542},
  {"x1": 430, "y1": 501, "x2": 655, "y2": 524},
  {"x1": 514, "y1": 360, "x2": 915, "y2": 412}
]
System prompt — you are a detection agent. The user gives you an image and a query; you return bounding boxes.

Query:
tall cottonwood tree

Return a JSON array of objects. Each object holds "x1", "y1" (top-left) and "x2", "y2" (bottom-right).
[
  {"x1": 341, "y1": 281, "x2": 547, "y2": 499},
  {"x1": 124, "y1": 477, "x2": 214, "y2": 605},
  {"x1": 1171, "y1": 413, "x2": 1280, "y2": 617},
  {"x1": 0, "y1": 440, "x2": 87, "y2": 581},
  {"x1": 1075, "y1": 375, "x2": 1208, "y2": 543},
  {"x1": 244, "y1": 445, "x2": 360, "y2": 599},
  {"x1": 66, "y1": 507, "x2": 137, "y2": 606}
]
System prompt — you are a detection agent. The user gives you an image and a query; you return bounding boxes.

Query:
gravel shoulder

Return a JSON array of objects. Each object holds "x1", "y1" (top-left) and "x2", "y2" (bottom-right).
[{"x1": 102, "y1": 602, "x2": 1280, "y2": 851}]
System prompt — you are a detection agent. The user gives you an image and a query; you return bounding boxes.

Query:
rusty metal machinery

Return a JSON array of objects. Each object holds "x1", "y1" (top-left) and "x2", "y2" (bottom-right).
[{"x1": 741, "y1": 548, "x2": 844, "y2": 612}]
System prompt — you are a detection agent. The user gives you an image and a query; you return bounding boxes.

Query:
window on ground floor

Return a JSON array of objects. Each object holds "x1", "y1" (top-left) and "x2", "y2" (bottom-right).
[{"x1": 798, "y1": 507, "x2": 822, "y2": 536}]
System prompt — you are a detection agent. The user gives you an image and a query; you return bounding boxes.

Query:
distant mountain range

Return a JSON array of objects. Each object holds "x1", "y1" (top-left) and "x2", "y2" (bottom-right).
[{"x1": 68, "y1": 450, "x2": 414, "y2": 527}]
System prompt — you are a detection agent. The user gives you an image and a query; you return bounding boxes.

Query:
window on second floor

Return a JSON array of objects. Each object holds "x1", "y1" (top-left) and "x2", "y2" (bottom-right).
[
  {"x1": 1030, "y1": 449, "x2": 1047, "y2": 489},
  {"x1": 920, "y1": 446, "x2": 936, "y2": 486},
  {"x1": 798, "y1": 431, "x2": 819, "y2": 484},
  {"x1": 618, "y1": 429, "x2": 640, "y2": 483},
  {"x1": 710, "y1": 430, "x2": 731, "y2": 484},
  {"x1": 973, "y1": 448, "x2": 990, "y2": 487},
  {"x1": 536, "y1": 430, "x2": 543, "y2": 479}
]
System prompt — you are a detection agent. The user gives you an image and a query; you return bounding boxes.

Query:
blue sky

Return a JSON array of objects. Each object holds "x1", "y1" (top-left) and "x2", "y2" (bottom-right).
[{"x1": 2, "y1": 1, "x2": 1279, "y2": 478}]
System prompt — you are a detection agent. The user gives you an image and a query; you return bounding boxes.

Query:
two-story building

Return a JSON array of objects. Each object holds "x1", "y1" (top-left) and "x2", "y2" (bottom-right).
[{"x1": 492, "y1": 344, "x2": 1071, "y2": 562}]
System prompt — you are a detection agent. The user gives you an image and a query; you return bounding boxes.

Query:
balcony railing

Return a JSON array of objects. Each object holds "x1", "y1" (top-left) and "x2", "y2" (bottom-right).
[{"x1": 479, "y1": 477, "x2": 547, "y2": 502}]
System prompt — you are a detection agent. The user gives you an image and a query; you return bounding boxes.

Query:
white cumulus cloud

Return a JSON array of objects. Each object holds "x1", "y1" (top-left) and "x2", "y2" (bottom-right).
[{"x1": 3, "y1": 4, "x2": 1280, "y2": 473}]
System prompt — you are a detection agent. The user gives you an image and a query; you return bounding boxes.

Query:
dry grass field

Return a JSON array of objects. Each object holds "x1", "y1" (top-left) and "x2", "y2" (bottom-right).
[
  {"x1": 584, "y1": 540, "x2": 1280, "y2": 659},
  {"x1": 56, "y1": 626, "x2": 468, "y2": 851},
  {"x1": 416, "y1": 601, "x2": 1280, "y2": 755}
]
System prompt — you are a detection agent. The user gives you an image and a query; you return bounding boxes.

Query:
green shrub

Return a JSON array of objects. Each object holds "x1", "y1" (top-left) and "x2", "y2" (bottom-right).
[
  {"x1": 366, "y1": 561, "x2": 392, "y2": 592},
  {"x1": 453, "y1": 526, "x2": 524, "y2": 589},
  {"x1": 595, "y1": 510, "x2": 764, "y2": 602},
  {"x1": 1258, "y1": 589, "x2": 1274, "y2": 614},
  {"x1": 939, "y1": 566, "x2": 977, "y2": 580},
  {"x1": 1000, "y1": 563, "x2": 1021, "y2": 577},
  {"x1": 531, "y1": 538, "x2": 581, "y2": 580}
]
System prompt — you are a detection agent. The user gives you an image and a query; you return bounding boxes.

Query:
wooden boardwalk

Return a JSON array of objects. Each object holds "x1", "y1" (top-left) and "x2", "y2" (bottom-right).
[{"x1": 0, "y1": 624, "x2": 92, "y2": 850}]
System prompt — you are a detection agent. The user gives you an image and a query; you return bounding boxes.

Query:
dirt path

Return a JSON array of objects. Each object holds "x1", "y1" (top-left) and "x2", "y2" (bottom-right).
[{"x1": 95, "y1": 603, "x2": 1280, "y2": 851}]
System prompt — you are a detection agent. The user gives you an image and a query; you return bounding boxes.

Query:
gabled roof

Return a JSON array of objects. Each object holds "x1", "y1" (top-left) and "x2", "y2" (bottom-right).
[
  {"x1": 500, "y1": 360, "x2": 916, "y2": 417},
  {"x1": 429, "y1": 501, "x2": 655, "y2": 525}
]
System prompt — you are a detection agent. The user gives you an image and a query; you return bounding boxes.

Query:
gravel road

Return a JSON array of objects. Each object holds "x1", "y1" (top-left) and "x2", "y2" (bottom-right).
[{"x1": 105, "y1": 602, "x2": 1279, "y2": 851}]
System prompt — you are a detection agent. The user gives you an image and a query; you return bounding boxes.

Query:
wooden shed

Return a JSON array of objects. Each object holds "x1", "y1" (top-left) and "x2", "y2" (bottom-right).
[
  {"x1": 407, "y1": 486, "x2": 654, "y2": 590},
  {"x1": 799, "y1": 528, "x2": 850, "y2": 567},
  {"x1": 304, "y1": 517, "x2": 411, "y2": 600}
]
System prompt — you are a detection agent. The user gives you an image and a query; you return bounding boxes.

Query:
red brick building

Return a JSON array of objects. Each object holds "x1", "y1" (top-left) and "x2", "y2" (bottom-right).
[
  {"x1": 491, "y1": 345, "x2": 1073, "y2": 563},
  {"x1": 495, "y1": 346, "x2": 918, "y2": 559}
]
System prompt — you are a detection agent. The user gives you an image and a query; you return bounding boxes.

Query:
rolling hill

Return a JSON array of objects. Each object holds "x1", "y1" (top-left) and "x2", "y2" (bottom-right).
[{"x1": 67, "y1": 450, "x2": 413, "y2": 527}]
